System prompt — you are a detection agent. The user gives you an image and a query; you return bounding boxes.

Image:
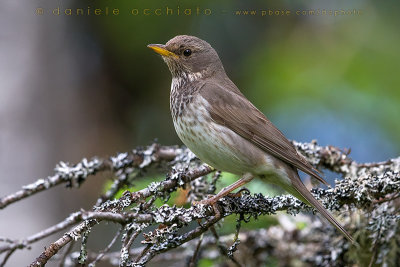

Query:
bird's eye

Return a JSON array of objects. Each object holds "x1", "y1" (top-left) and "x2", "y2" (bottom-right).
[{"x1": 183, "y1": 49, "x2": 192, "y2": 57}]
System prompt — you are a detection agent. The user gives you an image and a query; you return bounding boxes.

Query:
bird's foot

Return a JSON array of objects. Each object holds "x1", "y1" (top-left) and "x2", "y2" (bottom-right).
[
  {"x1": 226, "y1": 187, "x2": 250, "y2": 198},
  {"x1": 192, "y1": 187, "x2": 250, "y2": 217},
  {"x1": 193, "y1": 197, "x2": 215, "y2": 206},
  {"x1": 193, "y1": 196, "x2": 221, "y2": 218}
]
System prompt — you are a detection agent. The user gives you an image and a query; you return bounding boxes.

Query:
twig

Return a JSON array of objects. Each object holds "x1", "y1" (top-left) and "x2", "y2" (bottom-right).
[
  {"x1": 209, "y1": 225, "x2": 242, "y2": 267},
  {"x1": 136, "y1": 214, "x2": 223, "y2": 265},
  {"x1": 188, "y1": 234, "x2": 203, "y2": 267},
  {"x1": 0, "y1": 158, "x2": 104, "y2": 210},
  {"x1": 59, "y1": 240, "x2": 75, "y2": 267},
  {"x1": 0, "y1": 247, "x2": 17, "y2": 267},
  {"x1": 88, "y1": 227, "x2": 123, "y2": 266},
  {"x1": 0, "y1": 211, "x2": 82, "y2": 253},
  {"x1": 0, "y1": 145, "x2": 182, "y2": 210}
]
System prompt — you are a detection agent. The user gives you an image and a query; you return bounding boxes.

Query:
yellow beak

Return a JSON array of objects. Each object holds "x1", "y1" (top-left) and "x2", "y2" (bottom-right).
[{"x1": 147, "y1": 44, "x2": 178, "y2": 58}]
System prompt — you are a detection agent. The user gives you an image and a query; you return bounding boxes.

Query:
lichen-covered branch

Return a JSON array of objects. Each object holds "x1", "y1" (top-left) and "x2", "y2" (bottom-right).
[
  {"x1": 0, "y1": 141, "x2": 399, "y2": 267},
  {"x1": 0, "y1": 144, "x2": 181, "y2": 210},
  {"x1": 57, "y1": 225, "x2": 349, "y2": 266}
]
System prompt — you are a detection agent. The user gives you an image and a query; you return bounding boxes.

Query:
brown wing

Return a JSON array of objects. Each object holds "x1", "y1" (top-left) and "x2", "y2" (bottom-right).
[{"x1": 200, "y1": 82, "x2": 328, "y2": 185}]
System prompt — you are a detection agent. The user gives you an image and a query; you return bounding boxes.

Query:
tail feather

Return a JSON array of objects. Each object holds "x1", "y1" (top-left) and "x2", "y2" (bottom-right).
[{"x1": 289, "y1": 175, "x2": 354, "y2": 243}]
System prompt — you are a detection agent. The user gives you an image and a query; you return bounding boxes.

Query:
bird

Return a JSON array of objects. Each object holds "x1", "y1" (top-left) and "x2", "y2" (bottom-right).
[{"x1": 147, "y1": 35, "x2": 354, "y2": 243}]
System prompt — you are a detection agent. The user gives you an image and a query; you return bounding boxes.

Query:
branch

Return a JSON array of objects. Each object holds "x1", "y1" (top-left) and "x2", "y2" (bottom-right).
[
  {"x1": 0, "y1": 144, "x2": 181, "y2": 209},
  {"x1": 0, "y1": 141, "x2": 399, "y2": 266},
  {"x1": 0, "y1": 140, "x2": 355, "y2": 210},
  {"x1": 59, "y1": 225, "x2": 341, "y2": 266},
  {"x1": 28, "y1": 163, "x2": 213, "y2": 266},
  {"x1": 30, "y1": 161, "x2": 400, "y2": 265}
]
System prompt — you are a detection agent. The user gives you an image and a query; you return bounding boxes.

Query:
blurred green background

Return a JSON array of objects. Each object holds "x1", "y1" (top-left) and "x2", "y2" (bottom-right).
[
  {"x1": 1, "y1": 0, "x2": 399, "y2": 265},
  {"x1": 87, "y1": 0, "x2": 400, "y2": 161}
]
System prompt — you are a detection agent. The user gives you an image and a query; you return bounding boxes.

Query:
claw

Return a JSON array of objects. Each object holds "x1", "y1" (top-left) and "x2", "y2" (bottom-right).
[
  {"x1": 227, "y1": 187, "x2": 250, "y2": 198},
  {"x1": 193, "y1": 197, "x2": 221, "y2": 218}
]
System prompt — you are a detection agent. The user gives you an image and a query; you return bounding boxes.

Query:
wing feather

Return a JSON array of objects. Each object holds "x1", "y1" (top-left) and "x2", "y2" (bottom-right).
[{"x1": 200, "y1": 82, "x2": 328, "y2": 185}]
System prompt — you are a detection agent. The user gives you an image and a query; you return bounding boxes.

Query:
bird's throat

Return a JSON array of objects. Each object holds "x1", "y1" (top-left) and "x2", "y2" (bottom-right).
[{"x1": 170, "y1": 72, "x2": 204, "y2": 121}]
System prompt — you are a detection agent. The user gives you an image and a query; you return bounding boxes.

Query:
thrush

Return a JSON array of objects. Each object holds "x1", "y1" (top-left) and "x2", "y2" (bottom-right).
[{"x1": 148, "y1": 35, "x2": 353, "y2": 243}]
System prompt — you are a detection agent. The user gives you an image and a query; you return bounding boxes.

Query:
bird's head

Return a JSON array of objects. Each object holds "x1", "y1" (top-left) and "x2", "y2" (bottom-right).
[{"x1": 148, "y1": 35, "x2": 224, "y2": 79}]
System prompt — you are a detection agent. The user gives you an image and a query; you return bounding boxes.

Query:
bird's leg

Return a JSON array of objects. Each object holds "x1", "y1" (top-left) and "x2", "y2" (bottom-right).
[{"x1": 195, "y1": 173, "x2": 254, "y2": 207}]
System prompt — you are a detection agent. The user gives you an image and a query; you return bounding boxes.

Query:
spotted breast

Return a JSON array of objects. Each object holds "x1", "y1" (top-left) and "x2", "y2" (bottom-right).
[{"x1": 170, "y1": 78, "x2": 276, "y2": 176}]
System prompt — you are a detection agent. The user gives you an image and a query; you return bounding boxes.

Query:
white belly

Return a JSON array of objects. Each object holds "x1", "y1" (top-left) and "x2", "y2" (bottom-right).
[{"x1": 172, "y1": 96, "x2": 276, "y2": 176}]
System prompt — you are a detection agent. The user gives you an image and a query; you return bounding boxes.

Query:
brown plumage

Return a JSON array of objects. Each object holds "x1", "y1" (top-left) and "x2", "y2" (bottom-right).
[
  {"x1": 148, "y1": 35, "x2": 354, "y2": 243},
  {"x1": 201, "y1": 82, "x2": 328, "y2": 185}
]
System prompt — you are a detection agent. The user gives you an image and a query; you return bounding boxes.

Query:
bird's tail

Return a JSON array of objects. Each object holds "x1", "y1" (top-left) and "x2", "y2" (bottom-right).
[{"x1": 288, "y1": 174, "x2": 354, "y2": 243}]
